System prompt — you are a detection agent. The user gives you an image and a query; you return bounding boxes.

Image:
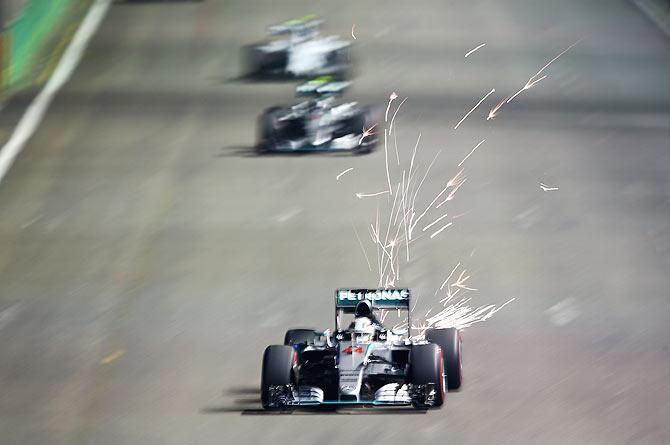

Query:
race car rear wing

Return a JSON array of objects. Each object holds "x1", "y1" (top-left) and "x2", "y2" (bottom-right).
[
  {"x1": 335, "y1": 288, "x2": 410, "y2": 311},
  {"x1": 296, "y1": 76, "x2": 351, "y2": 96},
  {"x1": 334, "y1": 288, "x2": 411, "y2": 333},
  {"x1": 268, "y1": 15, "x2": 322, "y2": 36}
]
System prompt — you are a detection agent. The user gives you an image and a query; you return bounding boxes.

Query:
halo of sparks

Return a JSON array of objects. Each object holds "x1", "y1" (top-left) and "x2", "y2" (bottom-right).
[
  {"x1": 338, "y1": 40, "x2": 584, "y2": 335},
  {"x1": 344, "y1": 91, "x2": 516, "y2": 336}
]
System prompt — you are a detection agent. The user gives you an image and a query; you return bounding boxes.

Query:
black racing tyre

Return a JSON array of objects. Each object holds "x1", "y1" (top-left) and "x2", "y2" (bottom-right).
[
  {"x1": 261, "y1": 345, "x2": 295, "y2": 410},
  {"x1": 256, "y1": 106, "x2": 284, "y2": 153},
  {"x1": 409, "y1": 343, "x2": 445, "y2": 408},
  {"x1": 283, "y1": 329, "x2": 317, "y2": 346},
  {"x1": 325, "y1": 46, "x2": 354, "y2": 80},
  {"x1": 240, "y1": 44, "x2": 262, "y2": 78},
  {"x1": 240, "y1": 44, "x2": 288, "y2": 79},
  {"x1": 425, "y1": 328, "x2": 462, "y2": 390}
]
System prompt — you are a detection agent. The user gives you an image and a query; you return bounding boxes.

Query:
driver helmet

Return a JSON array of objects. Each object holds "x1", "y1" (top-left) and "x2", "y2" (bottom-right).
[
  {"x1": 353, "y1": 316, "x2": 375, "y2": 343},
  {"x1": 354, "y1": 300, "x2": 373, "y2": 318}
]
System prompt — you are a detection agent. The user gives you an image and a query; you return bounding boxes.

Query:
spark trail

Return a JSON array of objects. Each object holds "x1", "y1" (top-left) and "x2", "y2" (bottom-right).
[
  {"x1": 458, "y1": 139, "x2": 486, "y2": 167},
  {"x1": 506, "y1": 75, "x2": 547, "y2": 104},
  {"x1": 383, "y1": 93, "x2": 398, "y2": 195},
  {"x1": 389, "y1": 97, "x2": 407, "y2": 134},
  {"x1": 359, "y1": 124, "x2": 377, "y2": 145},
  {"x1": 422, "y1": 212, "x2": 449, "y2": 232},
  {"x1": 352, "y1": 221, "x2": 372, "y2": 271},
  {"x1": 488, "y1": 39, "x2": 582, "y2": 119},
  {"x1": 464, "y1": 43, "x2": 486, "y2": 58},
  {"x1": 336, "y1": 168, "x2": 354, "y2": 181},
  {"x1": 385, "y1": 92, "x2": 398, "y2": 121},
  {"x1": 540, "y1": 182, "x2": 559, "y2": 192},
  {"x1": 429, "y1": 222, "x2": 452, "y2": 239},
  {"x1": 413, "y1": 297, "x2": 516, "y2": 334},
  {"x1": 487, "y1": 95, "x2": 508, "y2": 120},
  {"x1": 454, "y1": 88, "x2": 495, "y2": 130},
  {"x1": 356, "y1": 190, "x2": 389, "y2": 199}
]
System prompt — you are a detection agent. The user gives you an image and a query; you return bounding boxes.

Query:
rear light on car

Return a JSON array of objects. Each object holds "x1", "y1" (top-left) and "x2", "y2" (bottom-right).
[{"x1": 342, "y1": 346, "x2": 364, "y2": 354}]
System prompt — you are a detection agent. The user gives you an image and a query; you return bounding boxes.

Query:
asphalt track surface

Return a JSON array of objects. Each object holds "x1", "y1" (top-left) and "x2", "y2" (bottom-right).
[{"x1": 1, "y1": 1, "x2": 669, "y2": 444}]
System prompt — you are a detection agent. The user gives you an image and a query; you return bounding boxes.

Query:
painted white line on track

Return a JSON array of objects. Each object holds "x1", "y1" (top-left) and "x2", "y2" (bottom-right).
[
  {"x1": 545, "y1": 298, "x2": 580, "y2": 326},
  {"x1": 275, "y1": 207, "x2": 302, "y2": 223},
  {"x1": 0, "y1": 0, "x2": 112, "y2": 184},
  {"x1": 0, "y1": 303, "x2": 22, "y2": 331}
]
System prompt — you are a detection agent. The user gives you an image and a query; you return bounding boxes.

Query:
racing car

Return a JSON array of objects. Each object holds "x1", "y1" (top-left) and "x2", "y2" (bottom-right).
[
  {"x1": 256, "y1": 77, "x2": 379, "y2": 154},
  {"x1": 241, "y1": 16, "x2": 352, "y2": 80},
  {"x1": 260, "y1": 288, "x2": 462, "y2": 410}
]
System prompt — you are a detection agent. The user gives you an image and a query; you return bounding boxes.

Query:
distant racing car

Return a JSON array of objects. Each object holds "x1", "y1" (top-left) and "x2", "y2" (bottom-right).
[
  {"x1": 241, "y1": 16, "x2": 352, "y2": 80},
  {"x1": 260, "y1": 288, "x2": 463, "y2": 410},
  {"x1": 256, "y1": 77, "x2": 379, "y2": 154}
]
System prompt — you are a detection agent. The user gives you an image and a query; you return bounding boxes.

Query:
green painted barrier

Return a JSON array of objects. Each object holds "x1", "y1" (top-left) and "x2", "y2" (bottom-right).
[{"x1": 2, "y1": 0, "x2": 90, "y2": 93}]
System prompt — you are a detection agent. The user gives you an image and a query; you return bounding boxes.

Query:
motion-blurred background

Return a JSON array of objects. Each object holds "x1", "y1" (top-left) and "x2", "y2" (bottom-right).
[{"x1": 0, "y1": 1, "x2": 669, "y2": 444}]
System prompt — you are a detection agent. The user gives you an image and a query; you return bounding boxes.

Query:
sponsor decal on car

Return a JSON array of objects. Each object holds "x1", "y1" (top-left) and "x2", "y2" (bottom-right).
[{"x1": 336, "y1": 288, "x2": 410, "y2": 304}]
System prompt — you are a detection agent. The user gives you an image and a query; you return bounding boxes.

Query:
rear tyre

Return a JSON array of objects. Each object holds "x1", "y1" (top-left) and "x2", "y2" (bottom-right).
[
  {"x1": 261, "y1": 345, "x2": 295, "y2": 410},
  {"x1": 409, "y1": 343, "x2": 444, "y2": 409},
  {"x1": 240, "y1": 45, "x2": 288, "y2": 79},
  {"x1": 240, "y1": 44, "x2": 262, "y2": 79},
  {"x1": 283, "y1": 329, "x2": 317, "y2": 346},
  {"x1": 326, "y1": 46, "x2": 354, "y2": 80},
  {"x1": 425, "y1": 328, "x2": 462, "y2": 390}
]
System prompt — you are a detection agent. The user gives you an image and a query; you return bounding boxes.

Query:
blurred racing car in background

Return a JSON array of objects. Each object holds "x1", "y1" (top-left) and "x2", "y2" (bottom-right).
[
  {"x1": 241, "y1": 15, "x2": 353, "y2": 80},
  {"x1": 256, "y1": 77, "x2": 379, "y2": 154},
  {"x1": 260, "y1": 288, "x2": 463, "y2": 410}
]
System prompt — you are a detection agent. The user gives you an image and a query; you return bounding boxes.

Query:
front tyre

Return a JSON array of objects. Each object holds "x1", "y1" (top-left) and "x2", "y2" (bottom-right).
[
  {"x1": 256, "y1": 106, "x2": 285, "y2": 154},
  {"x1": 240, "y1": 45, "x2": 288, "y2": 79},
  {"x1": 425, "y1": 328, "x2": 462, "y2": 390},
  {"x1": 409, "y1": 343, "x2": 445, "y2": 409},
  {"x1": 261, "y1": 345, "x2": 295, "y2": 410}
]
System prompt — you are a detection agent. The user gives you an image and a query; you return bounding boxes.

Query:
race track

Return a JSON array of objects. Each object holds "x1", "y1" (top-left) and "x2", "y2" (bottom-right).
[{"x1": 0, "y1": 1, "x2": 669, "y2": 444}]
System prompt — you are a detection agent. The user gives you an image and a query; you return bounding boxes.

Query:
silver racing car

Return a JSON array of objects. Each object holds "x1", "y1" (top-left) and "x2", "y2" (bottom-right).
[
  {"x1": 256, "y1": 77, "x2": 379, "y2": 154},
  {"x1": 241, "y1": 16, "x2": 352, "y2": 80},
  {"x1": 261, "y1": 288, "x2": 463, "y2": 410}
]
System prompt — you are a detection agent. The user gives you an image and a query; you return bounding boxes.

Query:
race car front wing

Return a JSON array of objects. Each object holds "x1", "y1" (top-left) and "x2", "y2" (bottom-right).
[{"x1": 265, "y1": 383, "x2": 441, "y2": 407}]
